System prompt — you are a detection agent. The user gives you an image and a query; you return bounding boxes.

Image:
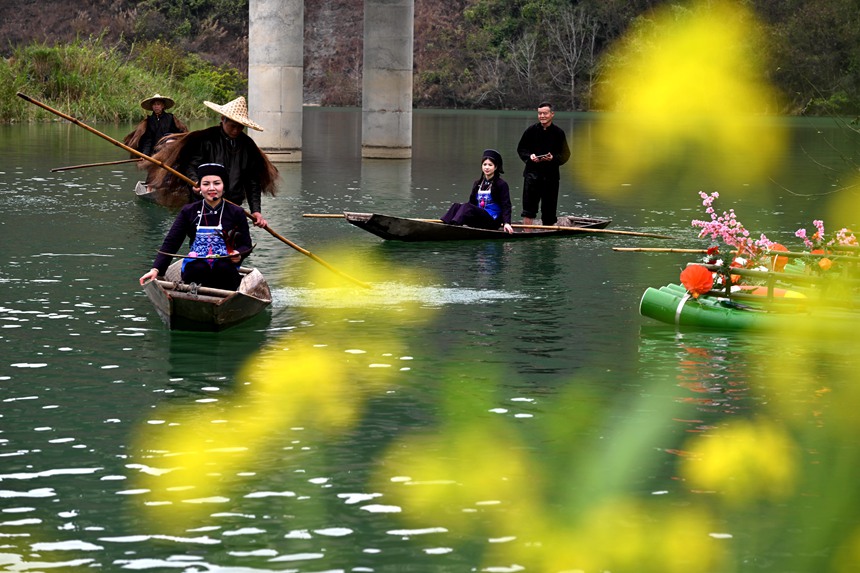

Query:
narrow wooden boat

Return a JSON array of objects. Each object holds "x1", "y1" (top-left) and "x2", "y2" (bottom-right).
[
  {"x1": 134, "y1": 181, "x2": 192, "y2": 207},
  {"x1": 142, "y1": 261, "x2": 272, "y2": 331},
  {"x1": 134, "y1": 181, "x2": 159, "y2": 204},
  {"x1": 343, "y1": 212, "x2": 612, "y2": 241}
]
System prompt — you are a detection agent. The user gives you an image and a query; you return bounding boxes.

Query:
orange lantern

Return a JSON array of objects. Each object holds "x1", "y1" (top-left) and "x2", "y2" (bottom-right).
[
  {"x1": 680, "y1": 265, "x2": 714, "y2": 298},
  {"x1": 768, "y1": 243, "x2": 789, "y2": 271}
]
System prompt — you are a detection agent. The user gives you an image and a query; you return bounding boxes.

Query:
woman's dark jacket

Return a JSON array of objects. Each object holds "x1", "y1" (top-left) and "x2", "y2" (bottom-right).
[
  {"x1": 469, "y1": 175, "x2": 513, "y2": 224},
  {"x1": 151, "y1": 199, "x2": 252, "y2": 276}
]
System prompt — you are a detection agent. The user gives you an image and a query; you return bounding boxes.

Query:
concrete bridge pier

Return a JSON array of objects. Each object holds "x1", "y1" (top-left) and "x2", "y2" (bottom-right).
[
  {"x1": 361, "y1": 0, "x2": 414, "y2": 159},
  {"x1": 248, "y1": 0, "x2": 303, "y2": 162}
]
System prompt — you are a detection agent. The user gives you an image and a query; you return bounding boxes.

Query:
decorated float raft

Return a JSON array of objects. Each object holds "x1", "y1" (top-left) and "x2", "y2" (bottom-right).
[
  {"x1": 142, "y1": 261, "x2": 272, "y2": 331},
  {"x1": 636, "y1": 192, "x2": 860, "y2": 330},
  {"x1": 640, "y1": 262, "x2": 860, "y2": 330}
]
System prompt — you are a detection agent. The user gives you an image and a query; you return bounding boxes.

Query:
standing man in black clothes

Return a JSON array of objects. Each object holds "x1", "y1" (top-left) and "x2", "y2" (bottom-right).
[{"x1": 516, "y1": 102, "x2": 571, "y2": 226}]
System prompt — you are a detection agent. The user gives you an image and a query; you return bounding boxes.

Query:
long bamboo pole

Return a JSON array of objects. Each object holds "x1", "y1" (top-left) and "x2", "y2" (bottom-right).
[
  {"x1": 764, "y1": 249, "x2": 860, "y2": 259},
  {"x1": 18, "y1": 92, "x2": 370, "y2": 289},
  {"x1": 51, "y1": 158, "x2": 139, "y2": 172},
  {"x1": 613, "y1": 247, "x2": 709, "y2": 253},
  {"x1": 304, "y1": 213, "x2": 442, "y2": 222},
  {"x1": 614, "y1": 247, "x2": 860, "y2": 260},
  {"x1": 692, "y1": 262, "x2": 860, "y2": 287},
  {"x1": 512, "y1": 224, "x2": 676, "y2": 239}
]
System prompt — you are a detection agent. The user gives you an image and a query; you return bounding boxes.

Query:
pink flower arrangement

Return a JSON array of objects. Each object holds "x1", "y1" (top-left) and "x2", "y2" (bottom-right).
[
  {"x1": 691, "y1": 191, "x2": 774, "y2": 259},
  {"x1": 687, "y1": 194, "x2": 860, "y2": 290},
  {"x1": 691, "y1": 193, "x2": 857, "y2": 283},
  {"x1": 795, "y1": 220, "x2": 857, "y2": 249}
]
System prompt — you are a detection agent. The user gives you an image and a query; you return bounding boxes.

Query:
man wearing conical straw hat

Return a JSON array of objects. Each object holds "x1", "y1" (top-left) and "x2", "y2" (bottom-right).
[
  {"x1": 123, "y1": 93, "x2": 188, "y2": 157},
  {"x1": 150, "y1": 96, "x2": 278, "y2": 226}
]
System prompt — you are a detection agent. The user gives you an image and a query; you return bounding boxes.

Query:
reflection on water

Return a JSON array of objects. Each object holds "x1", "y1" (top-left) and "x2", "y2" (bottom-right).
[
  {"x1": 159, "y1": 327, "x2": 272, "y2": 399},
  {"x1": 639, "y1": 326, "x2": 755, "y2": 412}
]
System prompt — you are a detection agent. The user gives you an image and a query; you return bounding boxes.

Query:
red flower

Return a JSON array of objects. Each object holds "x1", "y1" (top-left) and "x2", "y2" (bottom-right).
[{"x1": 680, "y1": 265, "x2": 714, "y2": 298}]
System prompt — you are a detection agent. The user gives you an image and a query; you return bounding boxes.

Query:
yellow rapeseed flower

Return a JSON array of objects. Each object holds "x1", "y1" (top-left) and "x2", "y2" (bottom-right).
[{"x1": 682, "y1": 418, "x2": 798, "y2": 504}]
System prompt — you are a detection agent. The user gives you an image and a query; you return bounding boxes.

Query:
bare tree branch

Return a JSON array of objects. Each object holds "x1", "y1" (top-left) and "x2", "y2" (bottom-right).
[
  {"x1": 544, "y1": 5, "x2": 600, "y2": 109},
  {"x1": 506, "y1": 33, "x2": 539, "y2": 104}
]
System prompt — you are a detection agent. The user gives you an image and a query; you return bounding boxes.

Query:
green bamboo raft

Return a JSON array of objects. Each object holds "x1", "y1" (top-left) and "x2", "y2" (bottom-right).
[
  {"x1": 639, "y1": 263, "x2": 860, "y2": 330},
  {"x1": 639, "y1": 284, "x2": 780, "y2": 329}
]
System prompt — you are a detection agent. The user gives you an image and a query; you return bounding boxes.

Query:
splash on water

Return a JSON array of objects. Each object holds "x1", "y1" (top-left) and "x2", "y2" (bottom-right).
[{"x1": 271, "y1": 282, "x2": 525, "y2": 309}]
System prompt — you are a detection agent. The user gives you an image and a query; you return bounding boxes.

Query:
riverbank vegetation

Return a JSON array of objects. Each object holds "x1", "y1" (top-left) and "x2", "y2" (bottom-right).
[
  {"x1": 2, "y1": 0, "x2": 859, "y2": 122},
  {"x1": 1, "y1": 37, "x2": 244, "y2": 123}
]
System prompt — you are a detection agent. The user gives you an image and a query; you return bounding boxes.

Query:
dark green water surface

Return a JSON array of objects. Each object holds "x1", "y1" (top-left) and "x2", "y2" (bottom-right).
[{"x1": 0, "y1": 109, "x2": 857, "y2": 572}]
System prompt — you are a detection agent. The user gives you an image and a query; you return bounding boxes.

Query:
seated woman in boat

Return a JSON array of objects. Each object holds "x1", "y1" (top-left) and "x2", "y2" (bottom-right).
[
  {"x1": 139, "y1": 163, "x2": 252, "y2": 291},
  {"x1": 440, "y1": 149, "x2": 514, "y2": 233}
]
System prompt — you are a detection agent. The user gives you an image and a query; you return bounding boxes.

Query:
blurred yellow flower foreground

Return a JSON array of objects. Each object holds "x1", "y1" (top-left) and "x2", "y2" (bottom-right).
[{"x1": 575, "y1": 0, "x2": 787, "y2": 194}]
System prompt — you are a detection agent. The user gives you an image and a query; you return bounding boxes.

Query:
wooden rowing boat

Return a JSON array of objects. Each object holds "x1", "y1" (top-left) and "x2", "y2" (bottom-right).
[
  {"x1": 343, "y1": 212, "x2": 612, "y2": 241},
  {"x1": 142, "y1": 261, "x2": 272, "y2": 331},
  {"x1": 134, "y1": 181, "x2": 159, "y2": 204},
  {"x1": 134, "y1": 181, "x2": 191, "y2": 207}
]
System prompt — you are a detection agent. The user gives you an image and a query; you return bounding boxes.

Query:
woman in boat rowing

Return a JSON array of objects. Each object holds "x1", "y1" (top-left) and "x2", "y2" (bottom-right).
[
  {"x1": 440, "y1": 149, "x2": 514, "y2": 234},
  {"x1": 139, "y1": 163, "x2": 253, "y2": 291}
]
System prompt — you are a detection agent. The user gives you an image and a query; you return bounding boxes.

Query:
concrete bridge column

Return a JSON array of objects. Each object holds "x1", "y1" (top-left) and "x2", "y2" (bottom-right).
[
  {"x1": 361, "y1": 0, "x2": 414, "y2": 159},
  {"x1": 248, "y1": 0, "x2": 303, "y2": 162}
]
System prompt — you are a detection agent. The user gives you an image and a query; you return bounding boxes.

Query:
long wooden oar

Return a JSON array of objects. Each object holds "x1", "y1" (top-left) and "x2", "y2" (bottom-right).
[
  {"x1": 614, "y1": 246, "x2": 860, "y2": 259},
  {"x1": 304, "y1": 212, "x2": 442, "y2": 223},
  {"x1": 51, "y1": 158, "x2": 139, "y2": 172},
  {"x1": 18, "y1": 92, "x2": 370, "y2": 289},
  {"x1": 157, "y1": 244, "x2": 256, "y2": 259},
  {"x1": 693, "y1": 262, "x2": 860, "y2": 288},
  {"x1": 764, "y1": 248, "x2": 860, "y2": 260},
  {"x1": 510, "y1": 223, "x2": 677, "y2": 239},
  {"x1": 18, "y1": 92, "x2": 181, "y2": 177},
  {"x1": 614, "y1": 247, "x2": 708, "y2": 253}
]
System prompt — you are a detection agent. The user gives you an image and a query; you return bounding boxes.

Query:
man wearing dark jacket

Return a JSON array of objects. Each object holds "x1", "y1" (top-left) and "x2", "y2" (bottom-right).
[
  {"x1": 150, "y1": 96, "x2": 278, "y2": 227},
  {"x1": 516, "y1": 102, "x2": 571, "y2": 227},
  {"x1": 124, "y1": 94, "x2": 187, "y2": 157}
]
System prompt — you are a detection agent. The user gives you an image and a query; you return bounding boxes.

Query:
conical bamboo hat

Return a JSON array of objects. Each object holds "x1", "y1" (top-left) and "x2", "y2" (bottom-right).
[{"x1": 203, "y1": 96, "x2": 264, "y2": 131}]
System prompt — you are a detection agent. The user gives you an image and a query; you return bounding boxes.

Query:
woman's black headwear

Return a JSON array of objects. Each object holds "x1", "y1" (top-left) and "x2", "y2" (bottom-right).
[
  {"x1": 196, "y1": 162, "x2": 228, "y2": 183},
  {"x1": 482, "y1": 149, "x2": 503, "y2": 174}
]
